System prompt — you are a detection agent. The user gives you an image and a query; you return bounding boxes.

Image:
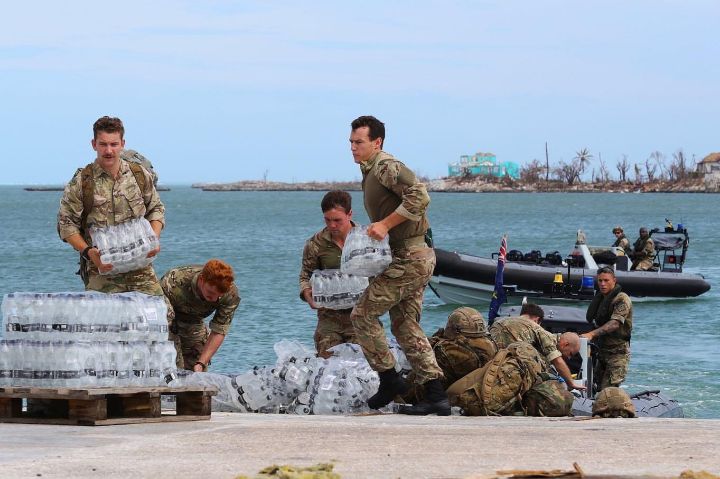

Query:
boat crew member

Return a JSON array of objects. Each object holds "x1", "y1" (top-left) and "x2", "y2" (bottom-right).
[
  {"x1": 581, "y1": 266, "x2": 633, "y2": 391},
  {"x1": 611, "y1": 226, "x2": 632, "y2": 256},
  {"x1": 299, "y1": 190, "x2": 358, "y2": 358},
  {"x1": 631, "y1": 227, "x2": 655, "y2": 271},
  {"x1": 349, "y1": 115, "x2": 449, "y2": 415},
  {"x1": 161, "y1": 260, "x2": 240, "y2": 372},
  {"x1": 489, "y1": 303, "x2": 586, "y2": 391}
]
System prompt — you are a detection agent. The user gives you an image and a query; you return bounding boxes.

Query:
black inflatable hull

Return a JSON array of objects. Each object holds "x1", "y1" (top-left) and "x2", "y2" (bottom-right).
[
  {"x1": 431, "y1": 248, "x2": 711, "y2": 304},
  {"x1": 572, "y1": 390, "x2": 684, "y2": 418}
]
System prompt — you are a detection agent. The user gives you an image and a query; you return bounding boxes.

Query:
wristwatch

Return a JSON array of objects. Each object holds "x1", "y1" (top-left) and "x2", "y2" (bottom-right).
[
  {"x1": 81, "y1": 246, "x2": 94, "y2": 260},
  {"x1": 194, "y1": 361, "x2": 208, "y2": 372}
]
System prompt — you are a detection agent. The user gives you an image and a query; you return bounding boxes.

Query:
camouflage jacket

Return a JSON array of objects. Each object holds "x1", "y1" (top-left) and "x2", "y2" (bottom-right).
[
  {"x1": 489, "y1": 315, "x2": 562, "y2": 364},
  {"x1": 57, "y1": 159, "x2": 165, "y2": 244},
  {"x1": 299, "y1": 226, "x2": 345, "y2": 300},
  {"x1": 359, "y1": 151, "x2": 430, "y2": 250},
  {"x1": 160, "y1": 265, "x2": 241, "y2": 335},
  {"x1": 633, "y1": 237, "x2": 655, "y2": 261},
  {"x1": 612, "y1": 235, "x2": 631, "y2": 255}
]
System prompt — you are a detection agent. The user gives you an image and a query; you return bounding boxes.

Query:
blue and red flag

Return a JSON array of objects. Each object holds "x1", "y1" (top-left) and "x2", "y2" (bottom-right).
[{"x1": 488, "y1": 235, "x2": 507, "y2": 325}]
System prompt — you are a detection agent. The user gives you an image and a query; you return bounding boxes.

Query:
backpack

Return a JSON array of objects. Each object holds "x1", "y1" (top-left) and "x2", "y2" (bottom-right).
[
  {"x1": 522, "y1": 378, "x2": 575, "y2": 417},
  {"x1": 120, "y1": 149, "x2": 159, "y2": 186},
  {"x1": 431, "y1": 335, "x2": 498, "y2": 387},
  {"x1": 447, "y1": 342, "x2": 545, "y2": 416},
  {"x1": 507, "y1": 250, "x2": 524, "y2": 262}
]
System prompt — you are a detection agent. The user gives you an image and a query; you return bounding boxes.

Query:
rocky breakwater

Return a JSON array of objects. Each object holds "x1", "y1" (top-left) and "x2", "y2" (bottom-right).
[{"x1": 194, "y1": 181, "x2": 361, "y2": 191}]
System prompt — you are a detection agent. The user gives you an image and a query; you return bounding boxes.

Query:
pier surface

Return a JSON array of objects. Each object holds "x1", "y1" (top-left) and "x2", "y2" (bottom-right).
[{"x1": 1, "y1": 413, "x2": 718, "y2": 478}]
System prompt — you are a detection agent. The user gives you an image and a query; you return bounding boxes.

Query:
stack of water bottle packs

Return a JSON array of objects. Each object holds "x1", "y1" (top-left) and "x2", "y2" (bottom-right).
[
  {"x1": 0, "y1": 291, "x2": 177, "y2": 388},
  {"x1": 308, "y1": 226, "x2": 391, "y2": 310},
  {"x1": 177, "y1": 339, "x2": 412, "y2": 415},
  {"x1": 90, "y1": 217, "x2": 159, "y2": 274}
]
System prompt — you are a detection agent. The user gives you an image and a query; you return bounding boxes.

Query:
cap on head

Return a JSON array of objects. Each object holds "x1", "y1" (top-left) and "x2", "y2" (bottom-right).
[
  {"x1": 444, "y1": 307, "x2": 487, "y2": 339},
  {"x1": 592, "y1": 387, "x2": 636, "y2": 418}
]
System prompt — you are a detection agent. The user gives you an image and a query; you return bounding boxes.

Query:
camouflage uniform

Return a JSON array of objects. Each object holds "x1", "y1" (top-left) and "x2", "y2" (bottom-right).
[
  {"x1": 57, "y1": 159, "x2": 176, "y2": 359},
  {"x1": 299, "y1": 226, "x2": 357, "y2": 357},
  {"x1": 612, "y1": 234, "x2": 631, "y2": 256},
  {"x1": 351, "y1": 151, "x2": 442, "y2": 384},
  {"x1": 591, "y1": 292, "x2": 632, "y2": 391},
  {"x1": 57, "y1": 159, "x2": 165, "y2": 295},
  {"x1": 161, "y1": 265, "x2": 240, "y2": 370},
  {"x1": 489, "y1": 315, "x2": 562, "y2": 367},
  {"x1": 632, "y1": 237, "x2": 655, "y2": 270}
]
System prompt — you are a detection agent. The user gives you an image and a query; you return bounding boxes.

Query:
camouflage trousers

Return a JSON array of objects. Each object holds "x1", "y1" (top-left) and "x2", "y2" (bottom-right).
[
  {"x1": 87, "y1": 265, "x2": 183, "y2": 369},
  {"x1": 350, "y1": 246, "x2": 443, "y2": 385},
  {"x1": 594, "y1": 345, "x2": 630, "y2": 391},
  {"x1": 315, "y1": 308, "x2": 356, "y2": 359},
  {"x1": 173, "y1": 314, "x2": 210, "y2": 371}
]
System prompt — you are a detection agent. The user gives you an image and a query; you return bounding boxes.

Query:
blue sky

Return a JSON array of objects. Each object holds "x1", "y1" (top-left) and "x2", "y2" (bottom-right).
[{"x1": 1, "y1": 1, "x2": 718, "y2": 185}]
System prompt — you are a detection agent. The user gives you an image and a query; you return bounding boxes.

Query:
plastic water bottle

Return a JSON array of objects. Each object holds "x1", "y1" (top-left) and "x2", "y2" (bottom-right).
[
  {"x1": 340, "y1": 226, "x2": 392, "y2": 277},
  {"x1": 0, "y1": 341, "x2": 12, "y2": 386}
]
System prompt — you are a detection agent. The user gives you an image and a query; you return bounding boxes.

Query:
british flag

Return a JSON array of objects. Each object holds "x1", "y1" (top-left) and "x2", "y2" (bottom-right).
[{"x1": 488, "y1": 235, "x2": 507, "y2": 324}]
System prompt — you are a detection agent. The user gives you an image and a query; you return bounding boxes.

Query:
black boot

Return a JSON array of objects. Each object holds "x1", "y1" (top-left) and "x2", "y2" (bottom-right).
[
  {"x1": 398, "y1": 378, "x2": 451, "y2": 416},
  {"x1": 368, "y1": 368, "x2": 409, "y2": 410}
]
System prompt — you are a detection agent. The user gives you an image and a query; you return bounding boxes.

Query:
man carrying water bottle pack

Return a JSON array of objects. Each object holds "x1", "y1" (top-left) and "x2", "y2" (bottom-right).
[
  {"x1": 348, "y1": 115, "x2": 450, "y2": 415},
  {"x1": 57, "y1": 116, "x2": 179, "y2": 363},
  {"x1": 299, "y1": 190, "x2": 358, "y2": 358}
]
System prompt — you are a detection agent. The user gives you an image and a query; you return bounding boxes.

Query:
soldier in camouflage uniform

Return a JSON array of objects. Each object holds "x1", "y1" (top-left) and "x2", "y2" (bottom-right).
[
  {"x1": 490, "y1": 303, "x2": 585, "y2": 391},
  {"x1": 57, "y1": 116, "x2": 165, "y2": 293},
  {"x1": 348, "y1": 115, "x2": 449, "y2": 415},
  {"x1": 161, "y1": 260, "x2": 240, "y2": 372},
  {"x1": 429, "y1": 307, "x2": 497, "y2": 387},
  {"x1": 582, "y1": 266, "x2": 633, "y2": 391},
  {"x1": 631, "y1": 227, "x2": 655, "y2": 271},
  {"x1": 612, "y1": 226, "x2": 632, "y2": 256},
  {"x1": 299, "y1": 191, "x2": 358, "y2": 358}
]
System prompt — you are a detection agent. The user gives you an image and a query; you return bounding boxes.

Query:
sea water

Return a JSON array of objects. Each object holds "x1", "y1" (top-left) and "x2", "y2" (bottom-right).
[{"x1": 0, "y1": 186, "x2": 718, "y2": 418}]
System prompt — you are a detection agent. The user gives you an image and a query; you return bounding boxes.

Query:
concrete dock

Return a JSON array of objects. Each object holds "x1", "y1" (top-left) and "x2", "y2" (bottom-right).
[{"x1": 1, "y1": 414, "x2": 718, "y2": 478}]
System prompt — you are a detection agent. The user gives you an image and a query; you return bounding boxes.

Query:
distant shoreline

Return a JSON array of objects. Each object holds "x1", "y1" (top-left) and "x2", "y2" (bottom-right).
[
  {"x1": 12, "y1": 178, "x2": 715, "y2": 193},
  {"x1": 192, "y1": 177, "x2": 716, "y2": 193}
]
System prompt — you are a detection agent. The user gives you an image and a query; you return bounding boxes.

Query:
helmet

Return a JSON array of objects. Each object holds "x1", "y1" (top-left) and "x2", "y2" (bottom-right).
[
  {"x1": 592, "y1": 387, "x2": 636, "y2": 418},
  {"x1": 444, "y1": 307, "x2": 487, "y2": 339}
]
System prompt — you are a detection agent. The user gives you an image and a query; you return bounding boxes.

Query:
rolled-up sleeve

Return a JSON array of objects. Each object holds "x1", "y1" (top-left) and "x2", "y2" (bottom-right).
[
  {"x1": 299, "y1": 239, "x2": 319, "y2": 300},
  {"x1": 209, "y1": 284, "x2": 240, "y2": 335},
  {"x1": 57, "y1": 169, "x2": 84, "y2": 241},
  {"x1": 377, "y1": 159, "x2": 429, "y2": 222}
]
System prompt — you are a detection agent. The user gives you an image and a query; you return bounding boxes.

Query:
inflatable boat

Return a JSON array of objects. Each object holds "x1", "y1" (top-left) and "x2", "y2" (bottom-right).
[
  {"x1": 430, "y1": 226, "x2": 711, "y2": 305},
  {"x1": 495, "y1": 304, "x2": 684, "y2": 418}
]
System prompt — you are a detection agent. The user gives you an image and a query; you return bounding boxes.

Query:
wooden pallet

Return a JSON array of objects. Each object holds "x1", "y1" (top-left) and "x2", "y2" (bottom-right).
[{"x1": 0, "y1": 385, "x2": 217, "y2": 426}]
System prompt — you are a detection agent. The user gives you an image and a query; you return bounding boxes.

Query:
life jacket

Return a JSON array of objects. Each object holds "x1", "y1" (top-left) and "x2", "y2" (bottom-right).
[
  {"x1": 447, "y1": 342, "x2": 545, "y2": 416},
  {"x1": 522, "y1": 376, "x2": 575, "y2": 417},
  {"x1": 430, "y1": 335, "x2": 498, "y2": 387}
]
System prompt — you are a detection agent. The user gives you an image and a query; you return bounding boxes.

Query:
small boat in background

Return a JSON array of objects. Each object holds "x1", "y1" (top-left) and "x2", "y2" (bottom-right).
[{"x1": 429, "y1": 224, "x2": 711, "y2": 305}]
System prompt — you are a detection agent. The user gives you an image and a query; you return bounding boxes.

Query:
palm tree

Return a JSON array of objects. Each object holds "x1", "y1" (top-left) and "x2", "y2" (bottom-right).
[{"x1": 573, "y1": 148, "x2": 593, "y2": 183}]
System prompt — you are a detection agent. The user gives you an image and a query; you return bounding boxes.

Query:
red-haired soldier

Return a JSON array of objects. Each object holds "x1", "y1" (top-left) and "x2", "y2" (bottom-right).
[{"x1": 161, "y1": 260, "x2": 241, "y2": 371}]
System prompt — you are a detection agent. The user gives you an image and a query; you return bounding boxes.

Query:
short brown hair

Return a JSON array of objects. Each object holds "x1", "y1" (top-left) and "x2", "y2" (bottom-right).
[
  {"x1": 321, "y1": 190, "x2": 352, "y2": 213},
  {"x1": 520, "y1": 303, "x2": 544, "y2": 321},
  {"x1": 93, "y1": 116, "x2": 125, "y2": 139},
  {"x1": 351, "y1": 115, "x2": 385, "y2": 147},
  {"x1": 200, "y1": 259, "x2": 234, "y2": 293}
]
